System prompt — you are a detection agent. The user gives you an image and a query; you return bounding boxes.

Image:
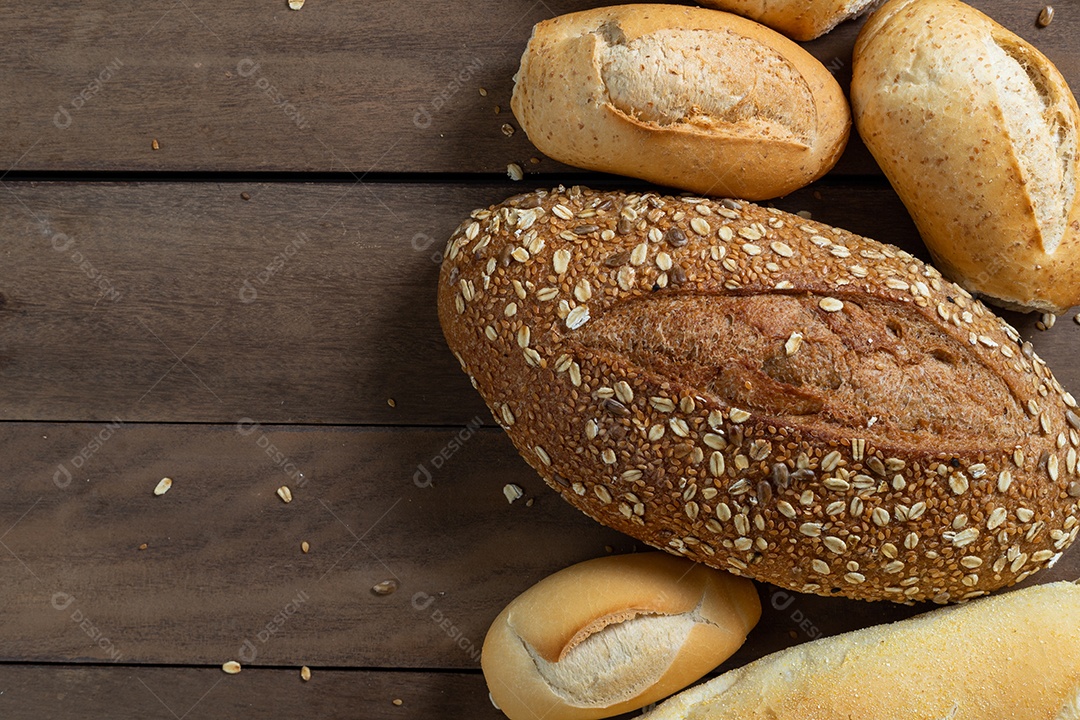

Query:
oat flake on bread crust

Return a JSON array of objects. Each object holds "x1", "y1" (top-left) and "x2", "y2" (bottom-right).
[{"x1": 437, "y1": 186, "x2": 1080, "y2": 604}]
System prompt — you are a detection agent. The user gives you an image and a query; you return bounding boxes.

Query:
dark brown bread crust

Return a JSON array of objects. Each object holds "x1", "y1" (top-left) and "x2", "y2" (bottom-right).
[{"x1": 437, "y1": 186, "x2": 1080, "y2": 603}]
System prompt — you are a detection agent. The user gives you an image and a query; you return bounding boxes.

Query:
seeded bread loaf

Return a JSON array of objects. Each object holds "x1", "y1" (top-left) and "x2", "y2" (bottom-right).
[
  {"x1": 695, "y1": 0, "x2": 879, "y2": 41},
  {"x1": 852, "y1": 0, "x2": 1080, "y2": 314},
  {"x1": 481, "y1": 553, "x2": 760, "y2": 720},
  {"x1": 510, "y1": 5, "x2": 851, "y2": 201},
  {"x1": 642, "y1": 581, "x2": 1080, "y2": 719},
  {"x1": 438, "y1": 187, "x2": 1080, "y2": 604}
]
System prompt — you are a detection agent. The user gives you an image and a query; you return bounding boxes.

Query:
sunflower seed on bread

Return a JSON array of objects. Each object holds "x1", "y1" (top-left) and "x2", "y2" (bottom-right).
[{"x1": 438, "y1": 186, "x2": 1080, "y2": 603}]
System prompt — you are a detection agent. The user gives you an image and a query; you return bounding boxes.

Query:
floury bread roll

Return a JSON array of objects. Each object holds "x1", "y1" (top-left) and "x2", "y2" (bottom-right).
[
  {"x1": 481, "y1": 553, "x2": 760, "y2": 720},
  {"x1": 695, "y1": 0, "x2": 879, "y2": 40},
  {"x1": 510, "y1": 5, "x2": 851, "y2": 201},
  {"x1": 642, "y1": 582, "x2": 1080, "y2": 719},
  {"x1": 438, "y1": 187, "x2": 1080, "y2": 604},
  {"x1": 852, "y1": 0, "x2": 1080, "y2": 313}
]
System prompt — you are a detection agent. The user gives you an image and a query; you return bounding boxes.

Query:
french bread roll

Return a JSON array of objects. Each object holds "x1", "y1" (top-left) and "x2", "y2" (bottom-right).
[
  {"x1": 642, "y1": 581, "x2": 1080, "y2": 719},
  {"x1": 852, "y1": 0, "x2": 1080, "y2": 314},
  {"x1": 438, "y1": 186, "x2": 1080, "y2": 604},
  {"x1": 695, "y1": 0, "x2": 878, "y2": 41},
  {"x1": 510, "y1": 5, "x2": 851, "y2": 201},
  {"x1": 481, "y1": 553, "x2": 760, "y2": 720}
]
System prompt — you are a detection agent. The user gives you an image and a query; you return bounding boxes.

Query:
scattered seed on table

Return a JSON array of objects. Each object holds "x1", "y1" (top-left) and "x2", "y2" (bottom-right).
[
  {"x1": 138, "y1": 543, "x2": 148, "y2": 551},
  {"x1": 151, "y1": 139, "x2": 160, "y2": 151},
  {"x1": 288, "y1": 0, "x2": 305, "y2": 9},
  {"x1": 507, "y1": 163, "x2": 523, "y2": 181},
  {"x1": 1038, "y1": 5, "x2": 1054, "y2": 26},
  {"x1": 387, "y1": 398, "x2": 396, "y2": 408},
  {"x1": 153, "y1": 477, "x2": 172, "y2": 496},
  {"x1": 240, "y1": 192, "x2": 251, "y2": 201},
  {"x1": 478, "y1": 87, "x2": 488, "y2": 97},
  {"x1": 301, "y1": 541, "x2": 310, "y2": 554},
  {"x1": 222, "y1": 661, "x2": 241, "y2": 674},
  {"x1": 501, "y1": 123, "x2": 515, "y2": 137},
  {"x1": 300, "y1": 666, "x2": 311, "y2": 681},
  {"x1": 392, "y1": 699, "x2": 403, "y2": 707},
  {"x1": 372, "y1": 579, "x2": 399, "y2": 596},
  {"x1": 503, "y1": 484, "x2": 523, "y2": 503},
  {"x1": 277, "y1": 485, "x2": 293, "y2": 503}
]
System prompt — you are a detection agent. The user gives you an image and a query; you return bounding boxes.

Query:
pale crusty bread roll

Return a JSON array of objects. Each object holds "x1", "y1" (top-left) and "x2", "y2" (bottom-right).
[
  {"x1": 695, "y1": 0, "x2": 879, "y2": 41},
  {"x1": 852, "y1": 0, "x2": 1080, "y2": 314},
  {"x1": 481, "y1": 553, "x2": 760, "y2": 720},
  {"x1": 643, "y1": 581, "x2": 1080, "y2": 719},
  {"x1": 510, "y1": 5, "x2": 851, "y2": 201},
  {"x1": 438, "y1": 187, "x2": 1080, "y2": 604}
]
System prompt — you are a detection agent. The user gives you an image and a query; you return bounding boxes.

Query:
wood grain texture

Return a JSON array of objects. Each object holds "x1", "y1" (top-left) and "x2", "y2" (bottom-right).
[
  {"x1": 0, "y1": 179, "x2": 956, "y2": 426},
  {"x1": 0, "y1": 0, "x2": 1075, "y2": 174},
  {"x1": 0, "y1": 422, "x2": 622, "y2": 667},
  {"x1": 0, "y1": 422, "x2": 1076, "y2": 669},
  {"x1": 0, "y1": 666, "x2": 503, "y2": 719}
]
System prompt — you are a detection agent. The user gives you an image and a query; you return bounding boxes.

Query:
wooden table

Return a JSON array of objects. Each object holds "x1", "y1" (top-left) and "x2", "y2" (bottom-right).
[{"x1": 2, "y1": 1, "x2": 1078, "y2": 717}]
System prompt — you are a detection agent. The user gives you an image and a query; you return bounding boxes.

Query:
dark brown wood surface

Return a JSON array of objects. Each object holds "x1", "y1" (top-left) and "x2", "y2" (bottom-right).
[
  {"x1": 0, "y1": 0, "x2": 1074, "y2": 174},
  {"x1": 2, "y1": 0, "x2": 1080, "y2": 717},
  {"x1": 2, "y1": 180, "x2": 1078, "y2": 426},
  {"x1": 0, "y1": 667, "x2": 504, "y2": 719},
  {"x1": 1, "y1": 421, "x2": 1078, "y2": 669}
]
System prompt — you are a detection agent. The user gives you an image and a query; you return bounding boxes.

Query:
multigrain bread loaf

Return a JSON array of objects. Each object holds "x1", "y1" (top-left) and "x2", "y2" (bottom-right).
[
  {"x1": 852, "y1": 0, "x2": 1080, "y2": 314},
  {"x1": 438, "y1": 186, "x2": 1080, "y2": 604},
  {"x1": 642, "y1": 581, "x2": 1080, "y2": 720},
  {"x1": 510, "y1": 5, "x2": 851, "y2": 201},
  {"x1": 481, "y1": 553, "x2": 760, "y2": 720},
  {"x1": 695, "y1": 0, "x2": 879, "y2": 41}
]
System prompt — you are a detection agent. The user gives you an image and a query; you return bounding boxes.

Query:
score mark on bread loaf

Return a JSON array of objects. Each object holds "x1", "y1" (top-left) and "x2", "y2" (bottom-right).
[
  {"x1": 597, "y1": 27, "x2": 814, "y2": 145},
  {"x1": 438, "y1": 187, "x2": 1080, "y2": 604},
  {"x1": 573, "y1": 292, "x2": 1027, "y2": 446}
]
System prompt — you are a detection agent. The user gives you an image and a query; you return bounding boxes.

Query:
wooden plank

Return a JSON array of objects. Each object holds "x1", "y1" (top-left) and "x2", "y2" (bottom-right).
[
  {"x1": 1, "y1": 0, "x2": 1075, "y2": 174},
  {"x1": 0, "y1": 179, "x2": 947, "y2": 426},
  {"x1": 0, "y1": 666, "x2": 503, "y2": 719},
  {"x1": 0, "y1": 422, "x2": 624, "y2": 667},
  {"x1": 0, "y1": 422, "x2": 1077, "y2": 668}
]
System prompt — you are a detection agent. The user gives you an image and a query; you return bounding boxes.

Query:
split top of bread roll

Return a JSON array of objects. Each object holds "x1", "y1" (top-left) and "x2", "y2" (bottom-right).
[
  {"x1": 696, "y1": 0, "x2": 879, "y2": 41},
  {"x1": 439, "y1": 186, "x2": 1080, "y2": 604},
  {"x1": 482, "y1": 553, "x2": 760, "y2": 720},
  {"x1": 511, "y1": 5, "x2": 851, "y2": 200},
  {"x1": 852, "y1": 0, "x2": 1080, "y2": 313},
  {"x1": 643, "y1": 581, "x2": 1080, "y2": 719}
]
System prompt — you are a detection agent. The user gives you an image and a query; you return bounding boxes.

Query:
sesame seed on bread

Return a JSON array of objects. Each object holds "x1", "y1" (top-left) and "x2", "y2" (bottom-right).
[{"x1": 438, "y1": 186, "x2": 1080, "y2": 604}]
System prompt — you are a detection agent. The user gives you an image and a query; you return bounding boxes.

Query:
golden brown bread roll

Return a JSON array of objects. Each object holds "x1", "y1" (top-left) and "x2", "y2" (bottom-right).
[
  {"x1": 643, "y1": 582, "x2": 1080, "y2": 719},
  {"x1": 695, "y1": 0, "x2": 879, "y2": 41},
  {"x1": 481, "y1": 553, "x2": 760, "y2": 720},
  {"x1": 510, "y1": 4, "x2": 851, "y2": 201},
  {"x1": 438, "y1": 186, "x2": 1080, "y2": 604},
  {"x1": 852, "y1": 0, "x2": 1080, "y2": 314}
]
